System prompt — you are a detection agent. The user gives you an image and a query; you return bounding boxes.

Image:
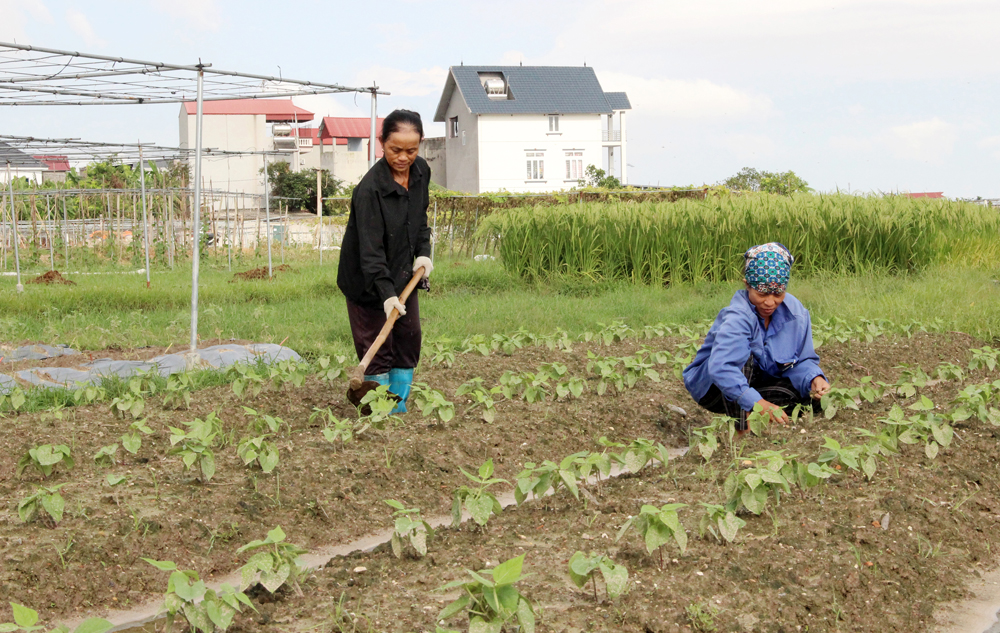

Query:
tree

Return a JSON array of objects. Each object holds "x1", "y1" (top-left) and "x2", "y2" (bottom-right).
[
  {"x1": 721, "y1": 167, "x2": 811, "y2": 195},
  {"x1": 265, "y1": 162, "x2": 343, "y2": 214},
  {"x1": 579, "y1": 165, "x2": 621, "y2": 190}
]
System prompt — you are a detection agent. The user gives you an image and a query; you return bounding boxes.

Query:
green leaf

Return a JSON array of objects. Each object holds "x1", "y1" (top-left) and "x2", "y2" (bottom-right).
[
  {"x1": 744, "y1": 472, "x2": 763, "y2": 492},
  {"x1": 260, "y1": 561, "x2": 290, "y2": 593},
  {"x1": 469, "y1": 616, "x2": 503, "y2": 633},
  {"x1": 11, "y1": 603, "x2": 39, "y2": 628},
  {"x1": 516, "y1": 597, "x2": 536, "y2": 633},
  {"x1": 384, "y1": 499, "x2": 405, "y2": 510},
  {"x1": 239, "y1": 565, "x2": 257, "y2": 591},
  {"x1": 391, "y1": 533, "x2": 402, "y2": 558},
  {"x1": 199, "y1": 451, "x2": 215, "y2": 481},
  {"x1": 72, "y1": 618, "x2": 114, "y2": 633},
  {"x1": 466, "y1": 494, "x2": 494, "y2": 527},
  {"x1": 438, "y1": 594, "x2": 470, "y2": 621},
  {"x1": 600, "y1": 561, "x2": 629, "y2": 599},
  {"x1": 174, "y1": 578, "x2": 207, "y2": 603},
  {"x1": 567, "y1": 551, "x2": 593, "y2": 588},
  {"x1": 478, "y1": 459, "x2": 495, "y2": 479},
  {"x1": 410, "y1": 528, "x2": 428, "y2": 556},
  {"x1": 925, "y1": 441, "x2": 939, "y2": 460},
  {"x1": 121, "y1": 433, "x2": 141, "y2": 455},
  {"x1": 142, "y1": 558, "x2": 178, "y2": 571},
  {"x1": 741, "y1": 487, "x2": 765, "y2": 515},
  {"x1": 718, "y1": 512, "x2": 742, "y2": 543},
  {"x1": 41, "y1": 491, "x2": 65, "y2": 523},
  {"x1": 492, "y1": 554, "x2": 524, "y2": 586}
]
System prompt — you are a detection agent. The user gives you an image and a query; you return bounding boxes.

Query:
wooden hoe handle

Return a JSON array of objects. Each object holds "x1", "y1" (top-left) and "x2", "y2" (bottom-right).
[{"x1": 349, "y1": 267, "x2": 425, "y2": 389}]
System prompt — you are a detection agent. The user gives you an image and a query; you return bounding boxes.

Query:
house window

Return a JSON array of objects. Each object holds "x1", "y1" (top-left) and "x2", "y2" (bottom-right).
[
  {"x1": 526, "y1": 152, "x2": 545, "y2": 180},
  {"x1": 565, "y1": 151, "x2": 583, "y2": 180},
  {"x1": 347, "y1": 138, "x2": 362, "y2": 152},
  {"x1": 548, "y1": 115, "x2": 559, "y2": 132},
  {"x1": 450, "y1": 117, "x2": 459, "y2": 138}
]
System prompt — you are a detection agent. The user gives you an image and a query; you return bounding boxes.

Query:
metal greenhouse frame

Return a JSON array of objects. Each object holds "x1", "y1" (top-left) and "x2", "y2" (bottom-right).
[{"x1": 0, "y1": 41, "x2": 388, "y2": 362}]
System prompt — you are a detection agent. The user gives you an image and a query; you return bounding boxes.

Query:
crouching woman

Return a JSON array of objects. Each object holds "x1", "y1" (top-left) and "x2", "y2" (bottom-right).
[{"x1": 683, "y1": 243, "x2": 830, "y2": 430}]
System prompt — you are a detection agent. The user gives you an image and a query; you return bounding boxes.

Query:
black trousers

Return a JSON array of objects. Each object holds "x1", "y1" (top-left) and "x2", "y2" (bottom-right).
[
  {"x1": 697, "y1": 357, "x2": 819, "y2": 430},
  {"x1": 346, "y1": 292, "x2": 421, "y2": 375}
]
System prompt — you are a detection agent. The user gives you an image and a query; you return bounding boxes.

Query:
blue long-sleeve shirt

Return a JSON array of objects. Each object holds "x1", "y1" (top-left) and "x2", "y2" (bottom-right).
[{"x1": 683, "y1": 290, "x2": 825, "y2": 412}]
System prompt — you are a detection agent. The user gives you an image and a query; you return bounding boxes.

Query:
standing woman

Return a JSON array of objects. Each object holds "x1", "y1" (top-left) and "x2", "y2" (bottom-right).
[
  {"x1": 337, "y1": 109, "x2": 433, "y2": 413},
  {"x1": 683, "y1": 243, "x2": 831, "y2": 431}
]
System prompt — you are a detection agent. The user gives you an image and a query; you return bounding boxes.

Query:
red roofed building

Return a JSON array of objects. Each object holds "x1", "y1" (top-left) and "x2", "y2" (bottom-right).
[
  {"x1": 34, "y1": 155, "x2": 71, "y2": 183},
  {"x1": 906, "y1": 192, "x2": 944, "y2": 199},
  {"x1": 181, "y1": 99, "x2": 314, "y2": 122}
]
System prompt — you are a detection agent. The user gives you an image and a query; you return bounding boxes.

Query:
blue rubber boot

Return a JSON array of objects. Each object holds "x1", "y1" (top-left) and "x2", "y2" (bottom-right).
[
  {"x1": 363, "y1": 372, "x2": 391, "y2": 387},
  {"x1": 388, "y1": 368, "x2": 414, "y2": 414}
]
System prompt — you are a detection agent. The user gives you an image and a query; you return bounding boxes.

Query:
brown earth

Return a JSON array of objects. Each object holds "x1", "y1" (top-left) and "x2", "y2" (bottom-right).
[
  {"x1": 0, "y1": 332, "x2": 997, "y2": 633},
  {"x1": 230, "y1": 265, "x2": 295, "y2": 282},
  {"x1": 26, "y1": 271, "x2": 76, "y2": 286}
]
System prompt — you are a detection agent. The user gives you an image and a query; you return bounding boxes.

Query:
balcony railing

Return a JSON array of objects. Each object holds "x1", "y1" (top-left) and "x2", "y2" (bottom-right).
[{"x1": 602, "y1": 130, "x2": 622, "y2": 142}]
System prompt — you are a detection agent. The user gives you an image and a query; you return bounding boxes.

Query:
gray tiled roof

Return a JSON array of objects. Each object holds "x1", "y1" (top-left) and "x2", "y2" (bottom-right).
[
  {"x1": 434, "y1": 66, "x2": 630, "y2": 121},
  {"x1": 604, "y1": 92, "x2": 632, "y2": 110},
  {"x1": 0, "y1": 142, "x2": 46, "y2": 169}
]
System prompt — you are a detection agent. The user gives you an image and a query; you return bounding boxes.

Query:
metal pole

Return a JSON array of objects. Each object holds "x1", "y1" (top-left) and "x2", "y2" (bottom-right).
[
  {"x1": 188, "y1": 66, "x2": 205, "y2": 361},
  {"x1": 225, "y1": 191, "x2": 232, "y2": 271},
  {"x1": 61, "y1": 193, "x2": 68, "y2": 267},
  {"x1": 138, "y1": 144, "x2": 151, "y2": 288},
  {"x1": 5, "y1": 163, "x2": 23, "y2": 292},
  {"x1": 431, "y1": 199, "x2": 438, "y2": 261},
  {"x1": 45, "y1": 195, "x2": 54, "y2": 271},
  {"x1": 369, "y1": 87, "x2": 378, "y2": 170},
  {"x1": 316, "y1": 168, "x2": 323, "y2": 265},
  {"x1": 263, "y1": 154, "x2": 273, "y2": 278}
]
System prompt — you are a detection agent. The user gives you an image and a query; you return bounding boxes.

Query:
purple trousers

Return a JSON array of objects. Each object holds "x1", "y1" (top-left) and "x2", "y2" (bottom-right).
[{"x1": 346, "y1": 292, "x2": 421, "y2": 375}]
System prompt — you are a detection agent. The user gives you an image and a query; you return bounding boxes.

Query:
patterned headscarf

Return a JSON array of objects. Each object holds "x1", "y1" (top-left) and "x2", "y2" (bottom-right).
[{"x1": 744, "y1": 242, "x2": 794, "y2": 294}]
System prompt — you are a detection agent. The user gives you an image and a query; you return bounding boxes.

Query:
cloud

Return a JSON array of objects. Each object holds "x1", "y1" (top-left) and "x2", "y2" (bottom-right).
[
  {"x1": 150, "y1": 0, "x2": 221, "y2": 31},
  {"x1": 848, "y1": 105, "x2": 865, "y2": 116},
  {"x1": 0, "y1": 0, "x2": 52, "y2": 41},
  {"x1": 598, "y1": 72, "x2": 771, "y2": 120},
  {"x1": 66, "y1": 8, "x2": 106, "y2": 48},
  {"x1": 884, "y1": 117, "x2": 957, "y2": 163},
  {"x1": 292, "y1": 95, "x2": 364, "y2": 119},
  {"x1": 351, "y1": 66, "x2": 449, "y2": 98},
  {"x1": 829, "y1": 135, "x2": 874, "y2": 153}
]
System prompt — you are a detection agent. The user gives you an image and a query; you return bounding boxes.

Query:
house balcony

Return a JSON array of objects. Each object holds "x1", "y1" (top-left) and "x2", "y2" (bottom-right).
[{"x1": 602, "y1": 130, "x2": 623, "y2": 145}]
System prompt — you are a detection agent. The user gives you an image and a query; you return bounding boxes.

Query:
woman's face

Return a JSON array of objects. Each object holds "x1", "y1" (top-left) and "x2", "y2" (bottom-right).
[
  {"x1": 380, "y1": 126, "x2": 422, "y2": 174},
  {"x1": 746, "y1": 286, "x2": 786, "y2": 319}
]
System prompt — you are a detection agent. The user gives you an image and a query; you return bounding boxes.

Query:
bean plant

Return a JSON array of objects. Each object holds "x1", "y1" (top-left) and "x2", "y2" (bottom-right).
[
  {"x1": 236, "y1": 526, "x2": 307, "y2": 596},
  {"x1": 143, "y1": 559, "x2": 255, "y2": 633},
  {"x1": 17, "y1": 445, "x2": 74, "y2": 479},
  {"x1": 121, "y1": 418, "x2": 154, "y2": 455},
  {"x1": 0, "y1": 602, "x2": 112, "y2": 633},
  {"x1": 698, "y1": 503, "x2": 746, "y2": 544},
  {"x1": 616, "y1": 503, "x2": 688, "y2": 568},
  {"x1": 384, "y1": 499, "x2": 433, "y2": 558},
  {"x1": 437, "y1": 554, "x2": 535, "y2": 633},
  {"x1": 18, "y1": 484, "x2": 67, "y2": 525},
  {"x1": 168, "y1": 415, "x2": 220, "y2": 483},
  {"x1": 237, "y1": 435, "x2": 279, "y2": 473},
  {"x1": 455, "y1": 378, "x2": 502, "y2": 423},
  {"x1": 568, "y1": 551, "x2": 629, "y2": 602},
  {"x1": 452, "y1": 459, "x2": 506, "y2": 528},
  {"x1": 410, "y1": 383, "x2": 455, "y2": 422}
]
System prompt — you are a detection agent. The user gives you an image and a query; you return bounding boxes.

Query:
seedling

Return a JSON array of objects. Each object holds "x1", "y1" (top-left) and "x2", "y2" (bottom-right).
[
  {"x1": 514, "y1": 451, "x2": 589, "y2": 505},
  {"x1": 691, "y1": 424, "x2": 720, "y2": 461},
  {"x1": 0, "y1": 386, "x2": 27, "y2": 413},
  {"x1": 236, "y1": 526, "x2": 307, "y2": 595},
  {"x1": 227, "y1": 363, "x2": 267, "y2": 399},
  {"x1": 455, "y1": 378, "x2": 502, "y2": 423},
  {"x1": 437, "y1": 554, "x2": 535, "y2": 633},
  {"x1": 817, "y1": 437, "x2": 862, "y2": 472},
  {"x1": 18, "y1": 484, "x2": 67, "y2": 525},
  {"x1": 143, "y1": 559, "x2": 255, "y2": 632},
  {"x1": 121, "y1": 418, "x2": 154, "y2": 455},
  {"x1": 168, "y1": 416, "x2": 220, "y2": 483},
  {"x1": 237, "y1": 435, "x2": 279, "y2": 473},
  {"x1": 72, "y1": 382, "x2": 106, "y2": 406},
  {"x1": 384, "y1": 499, "x2": 433, "y2": 558},
  {"x1": 0, "y1": 602, "x2": 112, "y2": 633},
  {"x1": 426, "y1": 340, "x2": 456, "y2": 367},
  {"x1": 616, "y1": 503, "x2": 688, "y2": 568},
  {"x1": 698, "y1": 502, "x2": 747, "y2": 544},
  {"x1": 969, "y1": 346, "x2": 1000, "y2": 372},
  {"x1": 555, "y1": 376, "x2": 587, "y2": 399},
  {"x1": 17, "y1": 444, "x2": 74, "y2": 479},
  {"x1": 452, "y1": 459, "x2": 507, "y2": 528},
  {"x1": 586, "y1": 352, "x2": 625, "y2": 395},
  {"x1": 410, "y1": 383, "x2": 456, "y2": 422},
  {"x1": 162, "y1": 372, "x2": 195, "y2": 410},
  {"x1": 459, "y1": 334, "x2": 492, "y2": 356},
  {"x1": 266, "y1": 359, "x2": 309, "y2": 390},
  {"x1": 357, "y1": 385, "x2": 400, "y2": 428},
  {"x1": 723, "y1": 452, "x2": 792, "y2": 515},
  {"x1": 315, "y1": 354, "x2": 350, "y2": 381},
  {"x1": 619, "y1": 438, "x2": 672, "y2": 474},
  {"x1": 92, "y1": 444, "x2": 118, "y2": 467},
  {"x1": 567, "y1": 551, "x2": 629, "y2": 602},
  {"x1": 242, "y1": 407, "x2": 285, "y2": 434},
  {"x1": 820, "y1": 388, "x2": 860, "y2": 420},
  {"x1": 893, "y1": 365, "x2": 930, "y2": 398},
  {"x1": 109, "y1": 391, "x2": 145, "y2": 419}
]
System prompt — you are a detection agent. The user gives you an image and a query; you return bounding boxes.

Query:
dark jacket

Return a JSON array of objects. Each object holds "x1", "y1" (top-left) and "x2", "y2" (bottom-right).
[{"x1": 337, "y1": 156, "x2": 432, "y2": 307}]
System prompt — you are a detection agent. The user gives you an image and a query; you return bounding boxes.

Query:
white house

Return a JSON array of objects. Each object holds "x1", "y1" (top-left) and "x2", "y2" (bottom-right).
[
  {"x1": 179, "y1": 99, "x2": 315, "y2": 198},
  {"x1": 432, "y1": 65, "x2": 631, "y2": 193},
  {"x1": 0, "y1": 142, "x2": 48, "y2": 184}
]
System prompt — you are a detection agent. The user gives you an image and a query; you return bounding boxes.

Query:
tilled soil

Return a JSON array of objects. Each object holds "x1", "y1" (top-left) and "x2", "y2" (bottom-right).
[
  {"x1": 0, "y1": 332, "x2": 998, "y2": 633},
  {"x1": 230, "y1": 264, "x2": 295, "y2": 282}
]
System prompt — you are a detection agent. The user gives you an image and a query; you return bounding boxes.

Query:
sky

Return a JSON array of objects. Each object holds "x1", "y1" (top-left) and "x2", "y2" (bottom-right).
[{"x1": 1, "y1": 0, "x2": 998, "y2": 197}]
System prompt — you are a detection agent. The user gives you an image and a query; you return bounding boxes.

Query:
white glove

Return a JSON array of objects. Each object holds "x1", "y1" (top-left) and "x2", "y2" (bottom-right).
[
  {"x1": 384, "y1": 296, "x2": 406, "y2": 319},
  {"x1": 413, "y1": 256, "x2": 433, "y2": 280}
]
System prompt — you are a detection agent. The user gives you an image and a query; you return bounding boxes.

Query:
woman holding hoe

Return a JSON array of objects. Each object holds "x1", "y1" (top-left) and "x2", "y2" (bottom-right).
[
  {"x1": 337, "y1": 109, "x2": 433, "y2": 414},
  {"x1": 683, "y1": 243, "x2": 831, "y2": 431}
]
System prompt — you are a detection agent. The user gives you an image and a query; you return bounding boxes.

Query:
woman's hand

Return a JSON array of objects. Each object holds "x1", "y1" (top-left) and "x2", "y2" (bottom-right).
[
  {"x1": 810, "y1": 375, "x2": 831, "y2": 399},
  {"x1": 755, "y1": 399, "x2": 789, "y2": 425},
  {"x1": 383, "y1": 296, "x2": 407, "y2": 318},
  {"x1": 413, "y1": 256, "x2": 433, "y2": 280}
]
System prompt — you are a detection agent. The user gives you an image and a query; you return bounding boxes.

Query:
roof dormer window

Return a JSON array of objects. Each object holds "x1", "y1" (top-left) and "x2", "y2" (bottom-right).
[{"x1": 478, "y1": 72, "x2": 513, "y2": 100}]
